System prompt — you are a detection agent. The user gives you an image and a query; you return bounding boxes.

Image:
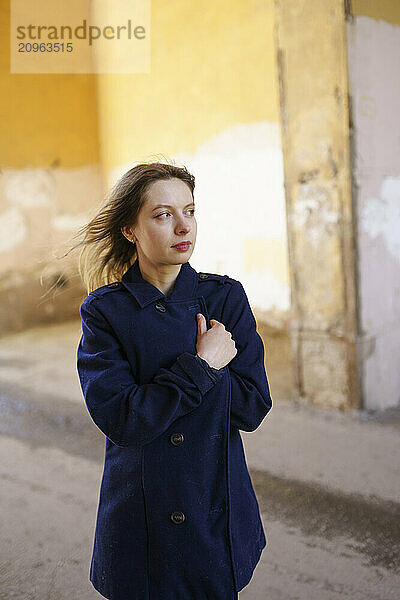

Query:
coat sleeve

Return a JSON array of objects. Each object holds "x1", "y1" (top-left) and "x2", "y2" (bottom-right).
[
  {"x1": 217, "y1": 280, "x2": 272, "y2": 432},
  {"x1": 77, "y1": 296, "x2": 223, "y2": 449}
]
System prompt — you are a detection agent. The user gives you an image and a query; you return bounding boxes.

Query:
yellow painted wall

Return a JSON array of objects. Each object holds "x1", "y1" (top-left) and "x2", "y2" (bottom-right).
[
  {"x1": 0, "y1": 0, "x2": 99, "y2": 167},
  {"x1": 96, "y1": 0, "x2": 279, "y2": 171},
  {"x1": 352, "y1": 0, "x2": 400, "y2": 25},
  {"x1": 0, "y1": 0, "x2": 288, "y2": 332}
]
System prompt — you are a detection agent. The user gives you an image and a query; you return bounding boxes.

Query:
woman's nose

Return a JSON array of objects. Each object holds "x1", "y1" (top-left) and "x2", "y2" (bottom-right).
[{"x1": 175, "y1": 220, "x2": 190, "y2": 234}]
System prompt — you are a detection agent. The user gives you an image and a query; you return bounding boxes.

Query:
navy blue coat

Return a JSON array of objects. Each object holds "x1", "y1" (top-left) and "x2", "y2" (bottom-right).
[{"x1": 77, "y1": 259, "x2": 272, "y2": 600}]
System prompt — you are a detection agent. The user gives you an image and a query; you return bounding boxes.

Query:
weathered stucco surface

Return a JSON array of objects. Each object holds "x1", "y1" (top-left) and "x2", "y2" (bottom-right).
[
  {"x1": 0, "y1": 166, "x2": 104, "y2": 334},
  {"x1": 347, "y1": 14, "x2": 400, "y2": 410},
  {"x1": 275, "y1": 0, "x2": 360, "y2": 409}
]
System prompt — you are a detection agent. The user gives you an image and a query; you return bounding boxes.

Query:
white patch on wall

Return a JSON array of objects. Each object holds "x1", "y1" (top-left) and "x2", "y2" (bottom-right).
[
  {"x1": 52, "y1": 212, "x2": 91, "y2": 231},
  {"x1": 0, "y1": 165, "x2": 104, "y2": 272},
  {"x1": 240, "y1": 267, "x2": 288, "y2": 311},
  {"x1": 111, "y1": 121, "x2": 289, "y2": 313},
  {"x1": 0, "y1": 207, "x2": 27, "y2": 251},
  {"x1": 292, "y1": 184, "x2": 339, "y2": 248},
  {"x1": 3, "y1": 169, "x2": 54, "y2": 207},
  {"x1": 361, "y1": 176, "x2": 400, "y2": 260}
]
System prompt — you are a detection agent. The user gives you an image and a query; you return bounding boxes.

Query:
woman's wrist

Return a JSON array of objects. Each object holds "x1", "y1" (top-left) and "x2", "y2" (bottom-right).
[{"x1": 195, "y1": 353, "x2": 220, "y2": 372}]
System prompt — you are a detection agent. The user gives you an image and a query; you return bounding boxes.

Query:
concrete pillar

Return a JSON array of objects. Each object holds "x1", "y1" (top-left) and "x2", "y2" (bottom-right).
[{"x1": 274, "y1": 0, "x2": 360, "y2": 409}]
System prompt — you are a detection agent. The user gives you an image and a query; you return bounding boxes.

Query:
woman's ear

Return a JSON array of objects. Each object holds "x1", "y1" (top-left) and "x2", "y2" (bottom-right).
[{"x1": 121, "y1": 225, "x2": 134, "y2": 242}]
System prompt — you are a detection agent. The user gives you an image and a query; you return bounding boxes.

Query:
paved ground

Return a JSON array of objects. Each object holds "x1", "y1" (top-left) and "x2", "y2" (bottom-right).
[{"x1": 0, "y1": 319, "x2": 399, "y2": 599}]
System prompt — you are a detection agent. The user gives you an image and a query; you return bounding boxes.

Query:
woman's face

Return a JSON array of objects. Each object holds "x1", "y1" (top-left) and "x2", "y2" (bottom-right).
[{"x1": 122, "y1": 177, "x2": 197, "y2": 266}]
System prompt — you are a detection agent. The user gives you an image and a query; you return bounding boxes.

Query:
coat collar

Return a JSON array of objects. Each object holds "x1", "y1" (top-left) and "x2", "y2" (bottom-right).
[{"x1": 121, "y1": 259, "x2": 199, "y2": 308}]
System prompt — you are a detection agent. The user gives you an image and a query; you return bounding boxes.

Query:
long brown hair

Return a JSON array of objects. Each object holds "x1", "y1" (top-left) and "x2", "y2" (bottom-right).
[{"x1": 59, "y1": 161, "x2": 195, "y2": 294}]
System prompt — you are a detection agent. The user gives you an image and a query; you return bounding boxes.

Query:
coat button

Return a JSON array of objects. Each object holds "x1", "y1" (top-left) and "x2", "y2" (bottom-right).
[
  {"x1": 107, "y1": 282, "x2": 120, "y2": 288},
  {"x1": 155, "y1": 302, "x2": 166, "y2": 312},
  {"x1": 170, "y1": 432, "x2": 184, "y2": 446},
  {"x1": 170, "y1": 511, "x2": 185, "y2": 524},
  {"x1": 199, "y1": 273, "x2": 209, "y2": 278}
]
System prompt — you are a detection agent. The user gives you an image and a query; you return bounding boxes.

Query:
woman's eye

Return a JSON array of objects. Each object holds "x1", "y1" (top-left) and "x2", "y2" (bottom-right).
[{"x1": 155, "y1": 210, "x2": 195, "y2": 219}]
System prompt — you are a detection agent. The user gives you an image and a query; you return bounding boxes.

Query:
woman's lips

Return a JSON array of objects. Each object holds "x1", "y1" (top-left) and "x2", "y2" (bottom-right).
[{"x1": 172, "y1": 242, "x2": 191, "y2": 251}]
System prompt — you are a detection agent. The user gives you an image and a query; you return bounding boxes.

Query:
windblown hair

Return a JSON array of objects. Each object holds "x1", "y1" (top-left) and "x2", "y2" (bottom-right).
[{"x1": 59, "y1": 161, "x2": 195, "y2": 294}]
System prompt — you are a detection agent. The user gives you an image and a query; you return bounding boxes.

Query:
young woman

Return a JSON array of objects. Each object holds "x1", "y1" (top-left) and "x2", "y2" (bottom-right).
[{"x1": 75, "y1": 162, "x2": 272, "y2": 600}]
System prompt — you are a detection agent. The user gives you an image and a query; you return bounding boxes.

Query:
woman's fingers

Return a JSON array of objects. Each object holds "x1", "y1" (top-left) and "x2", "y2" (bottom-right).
[
  {"x1": 196, "y1": 313, "x2": 208, "y2": 335},
  {"x1": 210, "y1": 319, "x2": 227, "y2": 331}
]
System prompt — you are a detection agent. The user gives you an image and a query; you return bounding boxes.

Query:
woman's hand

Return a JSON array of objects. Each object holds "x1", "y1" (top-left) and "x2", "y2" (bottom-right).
[{"x1": 195, "y1": 313, "x2": 237, "y2": 370}]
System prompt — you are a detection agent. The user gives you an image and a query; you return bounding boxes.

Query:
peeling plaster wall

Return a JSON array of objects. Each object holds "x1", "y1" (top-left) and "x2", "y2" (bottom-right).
[
  {"x1": 347, "y1": 14, "x2": 400, "y2": 409},
  {"x1": 0, "y1": 167, "x2": 104, "y2": 333},
  {"x1": 274, "y1": 0, "x2": 359, "y2": 410}
]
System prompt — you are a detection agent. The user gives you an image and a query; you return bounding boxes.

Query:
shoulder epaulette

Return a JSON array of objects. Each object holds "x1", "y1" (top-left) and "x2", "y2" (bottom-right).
[
  {"x1": 197, "y1": 272, "x2": 235, "y2": 286},
  {"x1": 88, "y1": 281, "x2": 123, "y2": 299}
]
